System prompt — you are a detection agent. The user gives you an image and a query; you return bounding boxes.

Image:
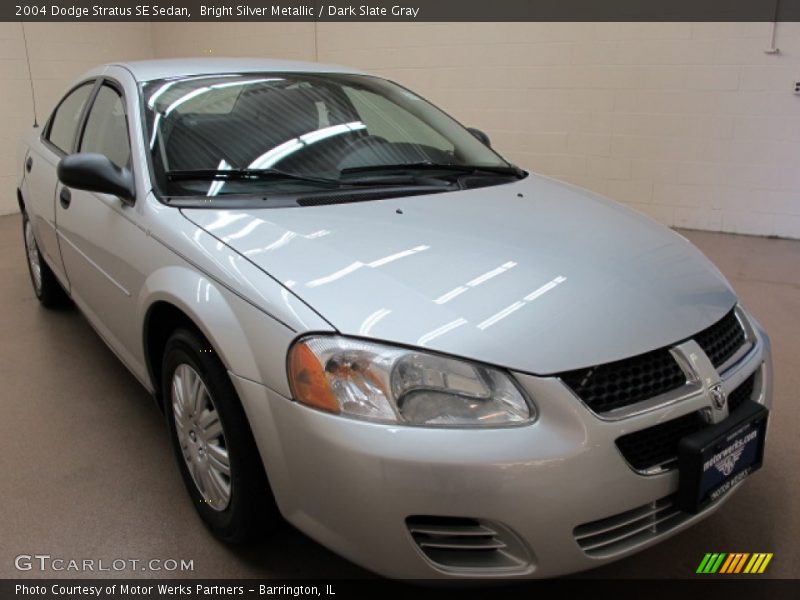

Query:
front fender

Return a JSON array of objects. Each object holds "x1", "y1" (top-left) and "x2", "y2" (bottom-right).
[{"x1": 138, "y1": 265, "x2": 325, "y2": 398}]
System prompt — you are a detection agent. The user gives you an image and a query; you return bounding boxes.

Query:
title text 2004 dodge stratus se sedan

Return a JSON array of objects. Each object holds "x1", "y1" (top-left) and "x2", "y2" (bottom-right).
[{"x1": 18, "y1": 58, "x2": 772, "y2": 579}]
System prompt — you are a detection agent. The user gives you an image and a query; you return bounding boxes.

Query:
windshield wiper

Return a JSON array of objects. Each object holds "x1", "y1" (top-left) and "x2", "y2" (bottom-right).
[
  {"x1": 338, "y1": 173, "x2": 455, "y2": 187},
  {"x1": 166, "y1": 168, "x2": 341, "y2": 186},
  {"x1": 340, "y1": 162, "x2": 526, "y2": 179},
  {"x1": 167, "y1": 167, "x2": 455, "y2": 191},
  {"x1": 165, "y1": 163, "x2": 519, "y2": 194}
]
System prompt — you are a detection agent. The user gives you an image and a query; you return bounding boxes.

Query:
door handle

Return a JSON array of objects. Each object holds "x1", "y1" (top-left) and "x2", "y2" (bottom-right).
[
  {"x1": 25, "y1": 156, "x2": 33, "y2": 172},
  {"x1": 59, "y1": 187, "x2": 71, "y2": 209}
]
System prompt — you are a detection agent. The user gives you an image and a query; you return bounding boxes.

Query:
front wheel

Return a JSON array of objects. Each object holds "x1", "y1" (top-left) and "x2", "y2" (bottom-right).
[{"x1": 162, "y1": 328, "x2": 278, "y2": 543}]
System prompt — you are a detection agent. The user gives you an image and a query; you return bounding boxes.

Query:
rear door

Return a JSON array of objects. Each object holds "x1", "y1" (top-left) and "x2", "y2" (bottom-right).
[{"x1": 25, "y1": 80, "x2": 96, "y2": 285}]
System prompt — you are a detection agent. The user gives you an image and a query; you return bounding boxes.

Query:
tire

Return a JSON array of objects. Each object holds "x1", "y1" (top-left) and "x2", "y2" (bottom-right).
[
  {"x1": 22, "y1": 213, "x2": 70, "y2": 308},
  {"x1": 162, "y1": 327, "x2": 278, "y2": 543}
]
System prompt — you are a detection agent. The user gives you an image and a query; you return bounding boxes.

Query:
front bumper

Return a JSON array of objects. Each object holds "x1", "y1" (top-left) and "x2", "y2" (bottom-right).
[{"x1": 233, "y1": 318, "x2": 772, "y2": 579}]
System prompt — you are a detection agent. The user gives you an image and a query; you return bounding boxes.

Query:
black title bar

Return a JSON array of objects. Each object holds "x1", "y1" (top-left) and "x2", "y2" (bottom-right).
[
  {"x1": 5, "y1": 0, "x2": 800, "y2": 22},
  {"x1": 3, "y1": 579, "x2": 800, "y2": 600}
]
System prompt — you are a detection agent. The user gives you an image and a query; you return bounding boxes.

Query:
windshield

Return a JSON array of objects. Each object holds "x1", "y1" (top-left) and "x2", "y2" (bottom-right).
[{"x1": 142, "y1": 72, "x2": 514, "y2": 198}]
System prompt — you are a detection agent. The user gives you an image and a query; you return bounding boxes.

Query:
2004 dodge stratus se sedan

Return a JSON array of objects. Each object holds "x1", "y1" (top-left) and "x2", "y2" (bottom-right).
[{"x1": 18, "y1": 58, "x2": 772, "y2": 579}]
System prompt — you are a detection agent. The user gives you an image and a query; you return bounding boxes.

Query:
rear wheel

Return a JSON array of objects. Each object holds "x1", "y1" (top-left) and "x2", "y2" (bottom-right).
[
  {"x1": 162, "y1": 328, "x2": 278, "y2": 543},
  {"x1": 22, "y1": 213, "x2": 69, "y2": 307}
]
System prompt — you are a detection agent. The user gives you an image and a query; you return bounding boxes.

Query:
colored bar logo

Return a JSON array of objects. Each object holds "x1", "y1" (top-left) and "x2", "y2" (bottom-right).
[{"x1": 697, "y1": 553, "x2": 773, "y2": 574}]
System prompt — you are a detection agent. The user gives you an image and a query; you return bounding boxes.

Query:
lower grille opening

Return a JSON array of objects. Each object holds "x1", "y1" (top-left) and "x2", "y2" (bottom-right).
[
  {"x1": 616, "y1": 370, "x2": 761, "y2": 473},
  {"x1": 728, "y1": 372, "x2": 757, "y2": 413},
  {"x1": 406, "y1": 516, "x2": 531, "y2": 573},
  {"x1": 574, "y1": 496, "x2": 687, "y2": 557},
  {"x1": 616, "y1": 411, "x2": 707, "y2": 472}
]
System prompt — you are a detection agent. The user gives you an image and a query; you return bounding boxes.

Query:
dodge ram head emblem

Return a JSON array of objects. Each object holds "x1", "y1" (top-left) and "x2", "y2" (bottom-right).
[{"x1": 710, "y1": 384, "x2": 727, "y2": 410}]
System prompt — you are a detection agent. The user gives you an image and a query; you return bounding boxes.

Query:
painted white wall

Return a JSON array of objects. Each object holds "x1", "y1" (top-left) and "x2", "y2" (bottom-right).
[
  {"x1": 4, "y1": 21, "x2": 800, "y2": 239},
  {"x1": 154, "y1": 21, "x2": 800, "y2": 239},
  {"x1": 0, "y1": 22, "x2": 152, "y2": 214}
]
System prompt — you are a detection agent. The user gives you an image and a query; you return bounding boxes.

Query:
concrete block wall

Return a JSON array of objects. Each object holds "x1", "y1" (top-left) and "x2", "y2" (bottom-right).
[
  {"x1": 311, "y1": 22, "x2": 800, "y2": 238},
  {"x1": 0, "y1": 22, "x2": 152, "y2": 214},
  {"x1": 3, "y1": 21, "x2": 800, "y2": 240},
  {"x1": 150, "y1": 22, "x2": 316, "y2": 61}
]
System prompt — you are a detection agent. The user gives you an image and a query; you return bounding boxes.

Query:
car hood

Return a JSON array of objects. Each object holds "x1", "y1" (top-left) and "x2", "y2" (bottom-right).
[{"x1": 181, "y1": 175, "x2": 737, "y2": 374}]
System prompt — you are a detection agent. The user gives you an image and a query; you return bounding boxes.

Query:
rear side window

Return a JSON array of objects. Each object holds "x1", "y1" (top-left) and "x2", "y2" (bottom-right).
[
  {"x1": 79, "y1": 84, "x2": 131, "y2": 168},
  {"x1": 46, "y1": 82, "x2": 94, "y2": 154}
]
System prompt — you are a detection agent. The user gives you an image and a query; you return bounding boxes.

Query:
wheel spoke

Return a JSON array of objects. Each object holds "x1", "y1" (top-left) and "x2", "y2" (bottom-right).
[
  {"x1": 172, "y1": 391, "x2": 186, "y2": 421},
  {"x1": 201, "y1": 464, "x2": 222, "y2": 506},
  {"x1": 206, "y1": 443, "x2": 230, "y2": 476},
  {"x1": 172, "y1": 369, "x2": 191, "y2": 437},
  {"x1": 173, "y1": 409, "x2": 188, "y2": 432},
  {"x1": 174, "y1": 415, "x2": 187, "y2": 441},
  {"x1": 174, "y1": 366, "x2": 189, "y2": 409},
  {"x1": 172, "y1": 378, "x2": 182, "y2": 412},
  {"x1": 206, "y1": 468, "x2": 229, "y2": 506},
  {"x1": 186, "y1": 457, "x2": 202, "y2": 489},
  {"x1": 189, "y1": 373, "x2": 204, "y2": 415},
  {"x1": 198, "y1": 409, "x2": 223, "y2": 440}
]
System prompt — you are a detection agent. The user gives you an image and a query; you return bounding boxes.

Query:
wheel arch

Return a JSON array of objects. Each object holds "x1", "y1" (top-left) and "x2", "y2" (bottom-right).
[
  {"x1": 139, "y1": 264, "x2": 304, "y2": 407},
  {"x1": 140, "y1": 267, "x2": 267, "y2": 407},
  {"x1": 143, "y1": 300, "x2": 211, "y2": 408}
]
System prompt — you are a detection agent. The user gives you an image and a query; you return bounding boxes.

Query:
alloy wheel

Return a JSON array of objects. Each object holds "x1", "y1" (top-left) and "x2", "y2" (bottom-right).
[{"x1": 171, "y1": 363, "x2": 232, "y2": 511}]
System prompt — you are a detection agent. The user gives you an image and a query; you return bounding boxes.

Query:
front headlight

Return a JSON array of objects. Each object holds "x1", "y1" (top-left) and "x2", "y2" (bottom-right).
[{"x1": 287, "y1": 335, "x2": 534, "y2": 427}]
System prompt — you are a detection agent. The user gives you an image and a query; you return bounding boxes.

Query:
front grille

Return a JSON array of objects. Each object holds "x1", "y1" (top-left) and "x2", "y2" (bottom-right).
[
  {"x1": 558, "y1": 308, "x2": 750, "y2": 415},
  {"x1": 574, "y1": 495, "x2": 687, "y2": 557},
  {"x1": 694, "y1": 309, "x2": 747, "y2": 369},
  {"x1": 616, "y1": 373, "x2": 760, "y2": 472},
  {"x1": 728, "y1": 372, "x2": 756, "y2": 413},
  {"x1": 406, "y1": 516, "x2": 530, "y2": 572},
  {"x1": 559, "y1": 348, "x2": 687, "y2": 413}
]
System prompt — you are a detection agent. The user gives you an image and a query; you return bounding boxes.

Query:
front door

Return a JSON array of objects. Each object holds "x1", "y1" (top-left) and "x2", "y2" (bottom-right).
[{"x1": 55, "y1": 79, "x2": 147, "y2": 380}]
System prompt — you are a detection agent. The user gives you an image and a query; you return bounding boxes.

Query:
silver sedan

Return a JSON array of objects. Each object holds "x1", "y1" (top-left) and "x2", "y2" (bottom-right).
[{"x1": 17, "y1": 58, "x2": 772, "y2": 579}]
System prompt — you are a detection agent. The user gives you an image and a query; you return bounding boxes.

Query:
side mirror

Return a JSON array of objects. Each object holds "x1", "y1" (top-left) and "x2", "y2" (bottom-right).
[
  {"x1": 467, "y1": 127, "x2": 491, "y2": 147},
  {"x1": 57, "y1": 153, "x2": 135, "y2": 204}
]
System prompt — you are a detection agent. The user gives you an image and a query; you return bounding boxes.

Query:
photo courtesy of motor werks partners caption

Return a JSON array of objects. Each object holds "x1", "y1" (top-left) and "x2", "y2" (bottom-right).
[{"x1": 14, "y1": 584, "x2": 332, "y2": 597}]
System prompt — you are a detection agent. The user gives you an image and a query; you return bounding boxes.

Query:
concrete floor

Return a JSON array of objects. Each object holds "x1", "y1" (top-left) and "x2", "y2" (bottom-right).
[{"x1": 0, "y1": 212, "x2": 797, "y2": 579}]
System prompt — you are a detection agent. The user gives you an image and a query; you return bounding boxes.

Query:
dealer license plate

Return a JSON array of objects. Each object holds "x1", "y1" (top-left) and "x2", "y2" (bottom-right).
[{"x1": 676, "y1": 401, "x2": 768, "y2": 513}]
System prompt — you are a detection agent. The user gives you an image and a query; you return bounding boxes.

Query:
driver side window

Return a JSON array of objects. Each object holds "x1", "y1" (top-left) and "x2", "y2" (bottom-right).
[
  {"x1": 79, "y1": 83, "x2": 131, "y2": 168},
  {"x1": 46, "y1": 82, "x2": 95, "y2": 154}
]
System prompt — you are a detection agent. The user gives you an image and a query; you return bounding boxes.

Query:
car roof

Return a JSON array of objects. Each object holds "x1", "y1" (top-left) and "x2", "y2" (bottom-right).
[{"x1": 109, "y1": 57, "x2": 366, "y2": 82}]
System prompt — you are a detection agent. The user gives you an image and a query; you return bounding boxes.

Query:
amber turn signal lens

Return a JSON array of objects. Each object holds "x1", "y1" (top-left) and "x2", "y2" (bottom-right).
[{"x1": 287, "y1": 341, "x2": 340, "y2": 413}]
